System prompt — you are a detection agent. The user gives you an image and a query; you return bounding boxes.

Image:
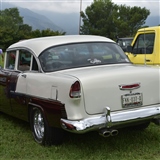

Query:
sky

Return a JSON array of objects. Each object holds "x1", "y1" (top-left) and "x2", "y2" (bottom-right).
[{"x1": 0, "y1": 0, "x2": 160, "y2": 18}]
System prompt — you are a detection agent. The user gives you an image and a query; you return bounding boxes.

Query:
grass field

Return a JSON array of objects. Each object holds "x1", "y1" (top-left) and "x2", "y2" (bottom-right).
[
  {"x1": 0, "y1": 53, "x2": 159, "y2": 160},
  {"x1": 0, "y1": 54, "x2": 4, "y2": 67},
  {"x1": 0, "y1": 112, "x2": 160, "y2": 160}
]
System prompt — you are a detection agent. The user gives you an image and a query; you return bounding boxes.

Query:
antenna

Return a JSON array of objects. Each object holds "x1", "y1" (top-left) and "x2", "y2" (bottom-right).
[
  {"x1": 144, "y1": 28, "x2": 146, "y2": 65},
  {"x1": 79, "y1": 0, "x2": 82, "y2": 35}
]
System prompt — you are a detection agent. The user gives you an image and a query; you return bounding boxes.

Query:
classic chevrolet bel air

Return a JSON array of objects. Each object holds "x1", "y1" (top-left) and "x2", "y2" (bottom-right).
[{"x1": 0, "y1": 35, "x2": 160, "y2": 145}]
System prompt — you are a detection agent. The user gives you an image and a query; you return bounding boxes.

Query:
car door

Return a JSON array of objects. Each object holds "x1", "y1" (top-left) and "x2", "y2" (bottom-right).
[
  {"x1": 0, "y1": 51, "x2": 17, "y2": 113},
  {"x1": 0, "y1": 69, "x2": 13, "y2": 113},
  {"x1": 0, "y1": 49, "x2": 39, "y2": 121},
  {"x1": 10, "y1": 49, "x2": 39, "y2": 120},
  {"x1": 128, "y1": 33, "x2": 155, "y2": 65}
]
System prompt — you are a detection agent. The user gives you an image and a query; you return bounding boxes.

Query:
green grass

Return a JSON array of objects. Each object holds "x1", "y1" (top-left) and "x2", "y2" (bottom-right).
[
  {"x1": 0, "y1": 54, "x2": 4, "y2": 67},
  {"x1": 0, "y1": 113, "x2": 160, "y2": 160},
  {"x1": 0, "y1": 53, "x2": 159, "y2": 160}
]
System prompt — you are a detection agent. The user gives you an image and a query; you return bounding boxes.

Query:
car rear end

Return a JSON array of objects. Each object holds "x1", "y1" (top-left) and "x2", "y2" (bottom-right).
[{"x1": 60, "y1": 64, "x2": 160, "y2": 136}]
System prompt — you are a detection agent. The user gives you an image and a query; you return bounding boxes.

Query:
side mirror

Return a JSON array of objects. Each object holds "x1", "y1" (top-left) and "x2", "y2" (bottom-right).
[{"x1": 126, "y1": 45, "x2": 133, "y2": 53}]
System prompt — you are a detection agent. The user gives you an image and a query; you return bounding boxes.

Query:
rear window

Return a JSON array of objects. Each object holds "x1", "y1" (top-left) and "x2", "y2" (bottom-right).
[{"x1": 39, "y1": 42, "x2": 130, "y2": 72}]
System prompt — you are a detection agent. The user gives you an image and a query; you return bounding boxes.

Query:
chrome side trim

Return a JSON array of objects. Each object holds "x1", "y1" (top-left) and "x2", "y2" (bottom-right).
[{"x1": 61, "y1": 104, "x2": 160, "y2": 133}]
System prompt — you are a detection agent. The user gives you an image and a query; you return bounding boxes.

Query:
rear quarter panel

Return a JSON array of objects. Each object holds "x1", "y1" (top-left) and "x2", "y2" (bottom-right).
[{"x1": 15, "y1": 72, "x2": 88, "y2": 120}]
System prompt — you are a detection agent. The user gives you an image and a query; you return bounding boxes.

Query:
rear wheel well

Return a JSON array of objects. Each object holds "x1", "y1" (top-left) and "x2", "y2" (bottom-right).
[
  {"x1": 28, "y1": 104, "x2": 64, "y2": 145},
  {"x1": 28, "y1": 104, "x2": 44, "y2": 123}
]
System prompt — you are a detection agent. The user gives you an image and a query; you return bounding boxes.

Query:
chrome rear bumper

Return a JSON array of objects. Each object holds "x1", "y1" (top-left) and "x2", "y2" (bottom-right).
[{"x1": 61, "y1": 105, "x2": 160, "y2": 133}]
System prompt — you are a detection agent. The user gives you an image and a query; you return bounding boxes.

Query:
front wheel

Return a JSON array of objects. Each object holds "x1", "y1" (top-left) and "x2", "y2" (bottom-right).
[{"x1": 30, "y1": 107, "x2": 64, "y2": 145}]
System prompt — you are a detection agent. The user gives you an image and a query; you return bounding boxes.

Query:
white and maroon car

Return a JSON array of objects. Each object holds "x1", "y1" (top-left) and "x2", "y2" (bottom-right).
[{"x1": 0, "y1": 35, "x2": 159, "y2": 145}]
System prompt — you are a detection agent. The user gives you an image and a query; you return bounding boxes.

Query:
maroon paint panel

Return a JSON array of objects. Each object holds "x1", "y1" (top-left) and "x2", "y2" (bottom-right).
[
  {"x1": 29, "y1": 97, "x2": 67, "y2": 127},
  {"x1": 0, "y1": 69, "x2": 67, "y2": 128}
]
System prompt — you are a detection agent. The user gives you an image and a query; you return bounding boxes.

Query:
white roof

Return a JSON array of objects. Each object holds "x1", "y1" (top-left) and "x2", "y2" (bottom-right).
[{"x1": 7, "y1": 35, "x2": 115, "y2": 57}]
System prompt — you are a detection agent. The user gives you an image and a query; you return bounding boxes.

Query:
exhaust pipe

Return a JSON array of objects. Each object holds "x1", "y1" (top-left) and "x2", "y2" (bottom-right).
[
  {"x1": 99, "y1": 128, "x2": 118, "y2": 137},
  {"x1": 99, "y1": 128, "x2": 111, "y2": 137},
  {"x1": 110, "y1": 129, "x2": 118, "y2": 136}
]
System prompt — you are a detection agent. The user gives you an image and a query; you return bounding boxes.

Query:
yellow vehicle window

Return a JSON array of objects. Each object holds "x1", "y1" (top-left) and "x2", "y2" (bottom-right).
[{"x1": 132, "y1": 33, "x2": 155, "y2": 54}]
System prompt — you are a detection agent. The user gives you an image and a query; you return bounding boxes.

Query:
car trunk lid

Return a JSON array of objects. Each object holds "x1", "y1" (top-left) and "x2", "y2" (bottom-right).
[{"x1": 58, "y1": 64, "x2": 160, "y2": 114}]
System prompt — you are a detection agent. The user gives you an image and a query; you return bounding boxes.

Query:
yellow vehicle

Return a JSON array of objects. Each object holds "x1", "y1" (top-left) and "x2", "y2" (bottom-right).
[{"x1": 126, "y1": 26, "x2": 160, "y2": 65}]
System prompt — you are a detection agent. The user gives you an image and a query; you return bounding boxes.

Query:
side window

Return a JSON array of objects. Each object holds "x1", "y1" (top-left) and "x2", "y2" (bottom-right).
[
  {"x1": 18, "y1": 50, "x2": 31, "y2": 71},
  {"x1": 132, "y1": 33, "x2": 155, "y2": 54},
  {"x1": 6, "y1": 51, "x2": 16, "y2": 69}
]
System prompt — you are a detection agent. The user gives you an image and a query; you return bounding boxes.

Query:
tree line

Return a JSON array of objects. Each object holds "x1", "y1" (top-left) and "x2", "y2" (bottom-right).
[
  {"x1": 0, "y1": 0, "x2": 150, "y2": 51},
  {"x1": 80, "y1": 0, "x2": 150, "y2": 39},
  {"x1": 0, "y1": 8, "x2": 65, "y2": 51}
]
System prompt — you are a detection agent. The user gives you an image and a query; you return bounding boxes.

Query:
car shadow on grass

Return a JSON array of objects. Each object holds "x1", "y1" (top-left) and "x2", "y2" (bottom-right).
[{"x1": 62, "y1": 124, "x2": 160, "y2": 149}]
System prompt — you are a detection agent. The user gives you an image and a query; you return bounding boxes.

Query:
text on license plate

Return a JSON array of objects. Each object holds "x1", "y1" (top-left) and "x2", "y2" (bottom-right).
[{"x1": 121, "y1": 93, "x2": 143, "y2": 108}]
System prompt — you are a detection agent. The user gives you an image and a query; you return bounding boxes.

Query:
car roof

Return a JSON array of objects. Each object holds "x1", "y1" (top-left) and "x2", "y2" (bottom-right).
[
  {"x1": 138, "y1": 26, "x2": 160, "y2": 32},
  {"x1": 118, "y1": 37, "x2": 133, "y2": 40},
  {"x1": 7, "y1": 35, "x2": 115, "y2": 57}
]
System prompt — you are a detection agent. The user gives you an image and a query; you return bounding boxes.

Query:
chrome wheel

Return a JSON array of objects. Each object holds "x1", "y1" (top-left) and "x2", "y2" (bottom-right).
[
  {"x1": 33, "y1": 109, "x2": 45, "y2": 140},
  {"x1": 30, "y1": 107, "x2": 64, "y2": 145}
]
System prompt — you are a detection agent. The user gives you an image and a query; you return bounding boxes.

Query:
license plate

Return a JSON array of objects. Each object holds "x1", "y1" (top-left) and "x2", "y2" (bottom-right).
[{"x1": 121, "y1": 93, "x2": 143, "y2": 108}]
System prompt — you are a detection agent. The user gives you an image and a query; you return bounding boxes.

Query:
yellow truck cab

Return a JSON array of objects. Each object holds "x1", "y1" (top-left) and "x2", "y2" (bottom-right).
[{"x1": 126, "y1": 26, "x2": 160, "y2": 65}]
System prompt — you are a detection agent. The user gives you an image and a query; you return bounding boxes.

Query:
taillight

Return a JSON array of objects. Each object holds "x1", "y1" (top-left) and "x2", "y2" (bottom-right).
[{"x1": 69, "y1": 81, "x2": 81, "y2": 98}]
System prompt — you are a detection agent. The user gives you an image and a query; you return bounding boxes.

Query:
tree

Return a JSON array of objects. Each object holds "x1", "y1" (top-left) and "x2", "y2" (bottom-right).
[
  {"x1": 0, "y1": 8, "x2": 25, "y2": 50},
  {"x1": 0, "y1": 8, "x2": 66, "y2": 51},
  {"x1": 114, "y1": 5, "x2": 150, "y2": 38},
  {"x1": 31, "y1": 29, "x2": 65, "y2": 38},
  {"x1": 80, "y1": 0, "x2": 117, "y2": 38},
  {"x1": 80, "y1": 0, "x2": 150, "y2": 39},
  {"x1": 17, "y1": 24, "x2": 33, "y2": 40}
]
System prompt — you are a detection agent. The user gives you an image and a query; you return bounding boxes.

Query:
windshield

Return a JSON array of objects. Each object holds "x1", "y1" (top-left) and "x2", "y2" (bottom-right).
[{"x1": 39, "y1": 42, "x2": 130, "y2": 72}]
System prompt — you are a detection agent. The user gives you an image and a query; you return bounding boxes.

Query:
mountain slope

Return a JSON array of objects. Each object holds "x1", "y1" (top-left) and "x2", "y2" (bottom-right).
[
  {"x1": 18, "y1": 7, "x2": 63, "y2": 31},
  {"x1": 35, "y1": 10, "x2": 80, "y2": 35},
  {"x1": 1, "y1": 2, "x2": 63, "y2": 32}
]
